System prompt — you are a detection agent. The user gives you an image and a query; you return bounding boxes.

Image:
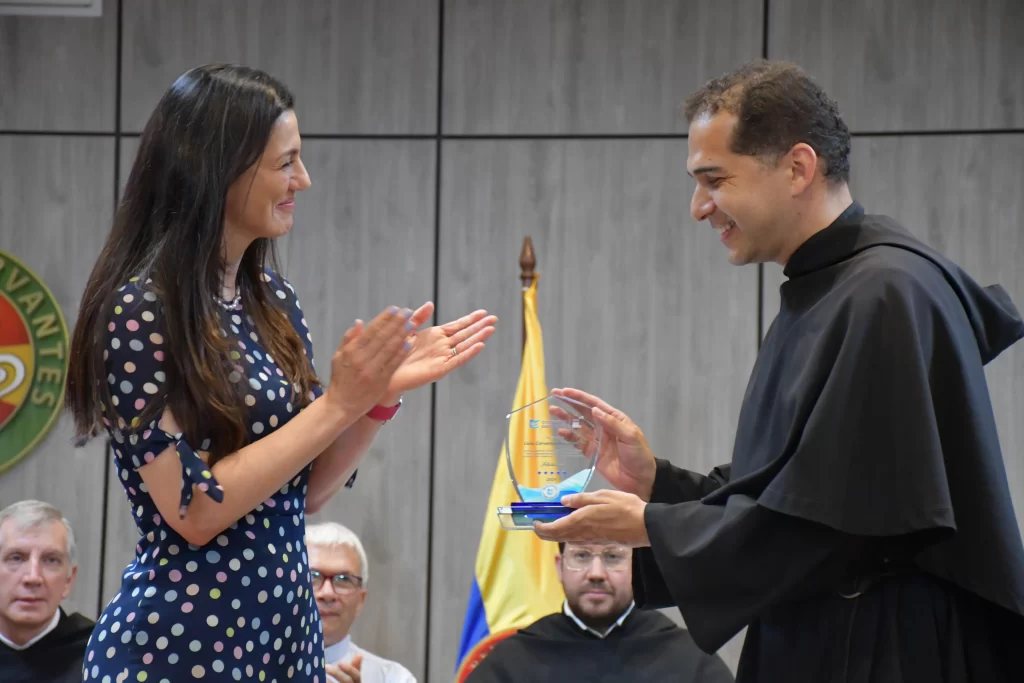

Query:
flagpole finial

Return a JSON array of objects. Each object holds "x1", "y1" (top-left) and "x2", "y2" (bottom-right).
[
  {"x1": 519, "y1": 237, "x2": 536, "y2": 290},
  {"x1": 520, "y1": 237, "x2": 536, "y2": 355}
]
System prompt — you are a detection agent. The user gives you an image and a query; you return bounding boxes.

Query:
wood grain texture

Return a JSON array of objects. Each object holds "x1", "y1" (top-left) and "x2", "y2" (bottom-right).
[
  {"x1": 763, "y1": 135, "x2": 1024, "y2": 532},
  {"x1": 0, "y1": 135, "x2": 115, "y2": 620},
  {"x1": 429, "y1": 139, "x2": 759, "y2": 680},
  {"x1": 120, "y1": 0, "x2": 439, "y2": 135},
  {"x1": 0, "y1": 10, "x2": 117, "y2": 131},
  {"x1": 443, "y1": 0, "x2": 763, "y2": 134},
  {"x1": 103, "y1": 137, "x2": 437, "y2": 679},
  {"x1": 768, "y1": 0, "x2": 1024, "y2": 131}
]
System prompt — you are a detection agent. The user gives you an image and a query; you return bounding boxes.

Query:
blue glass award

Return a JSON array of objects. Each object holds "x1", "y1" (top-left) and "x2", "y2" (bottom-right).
[{"x1": 497, "y1": 394, "x2": 602, "y2": 530}]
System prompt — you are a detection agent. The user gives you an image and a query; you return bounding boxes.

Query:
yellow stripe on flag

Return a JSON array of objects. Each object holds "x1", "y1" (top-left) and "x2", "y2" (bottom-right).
[{"x1": 475, "y1": 276, "x2": 565, "y2": 634}]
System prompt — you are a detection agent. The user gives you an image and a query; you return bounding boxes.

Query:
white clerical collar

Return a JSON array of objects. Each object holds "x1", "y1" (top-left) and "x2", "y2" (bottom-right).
[
  {"x1": 324, "y1": 634, "x2": 353, "y2": 664},
  {"x1": 0, "y1": 609, "x2": 61, "y2": 651},
  {"x1": 562, "y1": 599, "x2": 634, "y2": 639}
]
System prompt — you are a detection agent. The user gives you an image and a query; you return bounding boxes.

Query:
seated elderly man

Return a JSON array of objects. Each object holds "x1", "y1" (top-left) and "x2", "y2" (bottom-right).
[
  {"x1": 465, "y1": 541, "x2": 735, "y2": 683},
  {"x1": 0, "y1": 500, "x2": 95, "y2": 683},
  {"x1": 306, "y1": 521, "x2": 417, "y2": 683}
]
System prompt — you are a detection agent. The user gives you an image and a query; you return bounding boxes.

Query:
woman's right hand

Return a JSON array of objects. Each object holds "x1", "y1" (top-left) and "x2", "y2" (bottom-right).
[{"x1": 326, "y1": 306, "x2": 415, "y2": 418}]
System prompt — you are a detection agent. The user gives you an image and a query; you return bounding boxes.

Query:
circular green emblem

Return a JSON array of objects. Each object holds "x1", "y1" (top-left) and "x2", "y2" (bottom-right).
[{"x1": 0, "y1": 250, "x2": 69, "y2": 475}]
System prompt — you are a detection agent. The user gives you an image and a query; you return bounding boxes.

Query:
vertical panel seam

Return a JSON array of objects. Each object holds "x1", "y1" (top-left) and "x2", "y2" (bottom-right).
[
  {"x1": 757, "y1": 0, "x2": 770, "y2": 349},
  {"x1": 424, "y1": 1, "x2": 445, "y2": 680},
  {"x1": 97, "y1": 0, "x2": 124, "y2": 619}
]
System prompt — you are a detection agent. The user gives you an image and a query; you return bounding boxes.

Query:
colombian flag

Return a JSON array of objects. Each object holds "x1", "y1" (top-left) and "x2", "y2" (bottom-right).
[{"x1": 454, "y1": 277, "x2": 565, "y2": 680}]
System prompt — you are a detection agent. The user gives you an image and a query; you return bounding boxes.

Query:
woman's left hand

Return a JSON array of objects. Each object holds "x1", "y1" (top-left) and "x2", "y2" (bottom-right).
[{"x1": 381, "y1": 302, "x2": 496, "y2": 403}]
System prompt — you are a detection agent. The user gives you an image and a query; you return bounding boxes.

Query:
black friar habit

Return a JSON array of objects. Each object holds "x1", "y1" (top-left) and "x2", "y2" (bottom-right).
[
  {"x1": 0, "y1": 608, "x2": 95, "y2": 683},
  {"x1": 464, "y1": 607, "x2": 735, "y2": 683},
  {"x1": 633, "y1": 201, "x2": 1024, "y2": 683}
]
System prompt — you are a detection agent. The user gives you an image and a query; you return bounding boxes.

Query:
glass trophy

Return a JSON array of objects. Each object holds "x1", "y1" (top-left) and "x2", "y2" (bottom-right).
[{"x1": 497, "y1": 394, "x2": 603, "y2": 530}]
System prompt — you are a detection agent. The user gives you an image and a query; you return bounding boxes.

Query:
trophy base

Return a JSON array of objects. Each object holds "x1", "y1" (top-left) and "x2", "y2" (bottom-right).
[{"x1": 497, "y1": 502, "x2": 573, "y2": 530}]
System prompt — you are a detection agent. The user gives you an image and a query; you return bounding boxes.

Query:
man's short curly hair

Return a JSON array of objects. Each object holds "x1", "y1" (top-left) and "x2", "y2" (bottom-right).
[{"x1": 684, "y1": 60, "x2": 851, "y2": 186}]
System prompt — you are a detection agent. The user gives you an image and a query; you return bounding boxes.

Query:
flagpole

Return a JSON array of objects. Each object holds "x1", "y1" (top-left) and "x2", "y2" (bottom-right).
[{"x1": 519, "y1": 236, "x2": 536, "y2": 357}]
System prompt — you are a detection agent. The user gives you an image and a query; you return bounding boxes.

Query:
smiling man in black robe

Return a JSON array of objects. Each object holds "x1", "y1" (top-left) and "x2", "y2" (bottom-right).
[
  {"x1": 464, "y1": 541, "x2": 733, "y2": 683},
  {"x1": 534, "y1": 59, "x2": 1024, "y2": 683}
]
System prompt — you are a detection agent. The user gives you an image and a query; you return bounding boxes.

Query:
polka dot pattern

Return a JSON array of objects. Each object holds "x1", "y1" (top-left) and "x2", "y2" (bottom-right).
[{"x1": 85, "y1": 270, "x2": 327, "y2": 681}]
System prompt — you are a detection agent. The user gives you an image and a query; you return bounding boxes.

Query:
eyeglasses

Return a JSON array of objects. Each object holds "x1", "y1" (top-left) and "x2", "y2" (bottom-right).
[
  {"x1": 310, "y1": 570, "x2": 363, "y2": 593},
  {"x1": 561, "y1": 546, "x2": 630, "y2": 572}
]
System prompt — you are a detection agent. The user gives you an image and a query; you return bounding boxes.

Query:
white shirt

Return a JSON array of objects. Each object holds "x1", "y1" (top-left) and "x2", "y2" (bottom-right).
[
  {"x1": 324, "y1": 635, "x2": 417, "y2": 683},
  {"x1": 562, "y1": 599, "x2": 635, "y2": 639},
  {"x1": 0, "y1": 609, "x2": 60, "y2": 651}
]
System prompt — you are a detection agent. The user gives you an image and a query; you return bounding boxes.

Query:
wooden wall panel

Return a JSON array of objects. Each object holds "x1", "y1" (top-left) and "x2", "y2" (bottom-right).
[
  {"x1": 430, "y1": 139, "x2": 759, "y2": 680},
  {"x1": 0, "y1": 135, "x2": 115, "y2": 619},
  {"x1": 120, "y1": 0, "x2": 439, "y2": 135},
  {"x1": 763, "y1": 134, "x2": 1024, "y2": 530},
  {"x1": 0, "y1": 10, "x2": 117, "y2": 131},
  {"x1": 769, "y1": 0, "x2": 1024, "y2": 131},
  {"x1": 443, "y1": 0, "x2": 763, "y2": 134},
  {"x1": 762, "y1": 263, "x2": 784, "y2": 324}
]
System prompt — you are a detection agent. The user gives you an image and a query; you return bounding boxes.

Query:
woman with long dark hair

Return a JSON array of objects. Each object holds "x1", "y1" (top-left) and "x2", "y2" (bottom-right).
[{"x1": 66, "y1": 64, "x2": 496, "y2": 681}]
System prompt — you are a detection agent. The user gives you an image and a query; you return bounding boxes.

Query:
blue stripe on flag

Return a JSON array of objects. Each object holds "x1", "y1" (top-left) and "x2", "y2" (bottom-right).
[{"x1": 456, "y1": 578, "x2": 490, "y2": 672}]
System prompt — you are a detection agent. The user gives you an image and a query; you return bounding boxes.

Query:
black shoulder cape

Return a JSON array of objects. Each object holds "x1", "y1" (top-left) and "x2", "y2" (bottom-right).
[
  {"x1": 0, "y1": 609, "x2": 95, "y2": 683},
  {"x1": 464, "y1": 608, "x2": 734, "y2": 683},
  {"x1": 714, "y1": 200, "x2": 1023, "y2": 537}
]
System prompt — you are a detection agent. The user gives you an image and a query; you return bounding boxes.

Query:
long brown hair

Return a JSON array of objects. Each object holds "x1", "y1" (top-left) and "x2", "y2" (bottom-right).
[{"x1": 66, "y1": 64, "x2": 318, "y2": 466}]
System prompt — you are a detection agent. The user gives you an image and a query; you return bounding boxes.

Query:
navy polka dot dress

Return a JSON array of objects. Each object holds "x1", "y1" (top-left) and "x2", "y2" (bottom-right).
[{"x1": 83, "y1": 270, "x2": 339, "y2": 683}]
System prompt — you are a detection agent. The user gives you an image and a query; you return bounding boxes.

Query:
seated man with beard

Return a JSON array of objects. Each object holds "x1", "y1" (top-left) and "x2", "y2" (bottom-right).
[{"x1": 465, "y1": 542, "x2": 734, "y2": 683}]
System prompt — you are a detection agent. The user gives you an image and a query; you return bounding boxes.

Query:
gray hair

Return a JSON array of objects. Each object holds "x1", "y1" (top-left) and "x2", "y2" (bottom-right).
[
  {"x1": 0, "y1": 499, "x2": 77, "y2": 569},
  {"x1": 305, "y1": 521, "x2": 368, "y2": 587}
]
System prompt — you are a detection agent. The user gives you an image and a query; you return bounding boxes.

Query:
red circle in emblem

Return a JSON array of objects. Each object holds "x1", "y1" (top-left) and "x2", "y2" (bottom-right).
[{"x1": 0, "y1": 292, "x2": 33, "y2": 430}]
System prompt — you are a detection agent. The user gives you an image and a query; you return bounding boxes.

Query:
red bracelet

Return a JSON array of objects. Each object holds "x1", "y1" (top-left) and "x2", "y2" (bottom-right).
[{"x1": 366, "y1": 398, "x2": 402, "y2": 422}]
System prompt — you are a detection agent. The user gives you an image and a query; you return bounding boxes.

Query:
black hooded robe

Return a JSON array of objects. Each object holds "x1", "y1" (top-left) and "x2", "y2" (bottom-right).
[
  {"x1": 0, "y1": 608, "x2": 95, "y2": 683},
  {"x1": 632, "y1": 201, "x2": 1024, "y2": 682},
  {"x1": 464, "y1": 607, "x2": 735, "y2": 683}
]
